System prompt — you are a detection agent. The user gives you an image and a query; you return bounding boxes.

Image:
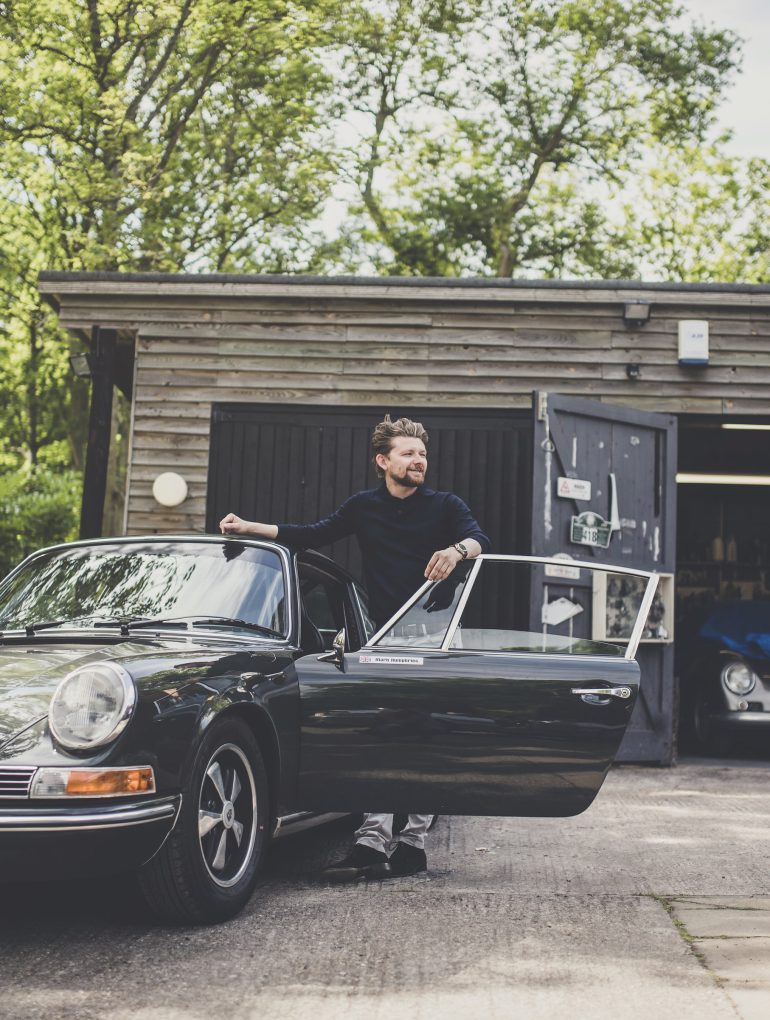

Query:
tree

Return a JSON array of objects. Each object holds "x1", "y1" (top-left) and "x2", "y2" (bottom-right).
[
  {"x1": 617, "y1": 141, "x2": 770, "y2": 283},
  {"x1": 338, "y1": 0, "x2": 740, "y2": 277},
  {"x1": 0, "y1": 0, "x2": 338, "y2": 469}
]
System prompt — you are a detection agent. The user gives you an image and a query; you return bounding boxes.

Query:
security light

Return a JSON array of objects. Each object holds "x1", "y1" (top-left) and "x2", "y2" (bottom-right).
[
  {"x1": 69, "y1": 352, "x2": 93, "y2": 378},
  {"x1": 623, "y1": 302, "x2": 651, "y2": 328}
]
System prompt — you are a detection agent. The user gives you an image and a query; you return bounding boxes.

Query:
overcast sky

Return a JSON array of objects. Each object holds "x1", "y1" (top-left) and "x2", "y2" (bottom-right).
[{"x1": 684, "y1": 0, "x2": 769, "y2": 158}]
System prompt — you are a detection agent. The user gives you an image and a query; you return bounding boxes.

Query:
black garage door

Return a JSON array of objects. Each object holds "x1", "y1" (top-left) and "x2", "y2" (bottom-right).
[
  {"x1": 206, "y1": 403, "x2": 532, "y2": 585},
  {"x1": 206, "y1": 397, "x2": 677, "y2": 764}
]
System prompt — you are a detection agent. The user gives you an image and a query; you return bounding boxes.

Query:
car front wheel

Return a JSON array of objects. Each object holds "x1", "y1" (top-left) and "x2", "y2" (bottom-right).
[{"x1": 138, "y1": 716, "x2": 269, "y2": 924}]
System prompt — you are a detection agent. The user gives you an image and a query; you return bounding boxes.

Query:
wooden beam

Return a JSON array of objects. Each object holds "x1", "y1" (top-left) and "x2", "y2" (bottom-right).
[{"x1": 79, "y1": 327, "x2": 117, "y2": 539}]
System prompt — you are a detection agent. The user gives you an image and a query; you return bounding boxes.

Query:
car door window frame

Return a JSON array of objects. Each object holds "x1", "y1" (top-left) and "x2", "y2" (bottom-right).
[
  {"x1": 295, "y1": 554, "x2": 368, "y2": 653},
  {"x1": 368, "y1": 554, "x2": 660, "y2": 661}
]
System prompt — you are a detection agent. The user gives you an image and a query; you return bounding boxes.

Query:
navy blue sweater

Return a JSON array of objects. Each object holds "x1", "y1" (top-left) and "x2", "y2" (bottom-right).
[{"x1": 277, "y1": 484, "x2": 490, "y2": 626}]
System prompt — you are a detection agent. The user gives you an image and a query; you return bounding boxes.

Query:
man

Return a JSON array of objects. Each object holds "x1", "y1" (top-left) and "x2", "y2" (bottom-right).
[{"x1": 219, "y1": 414, "x2": 490, "y2": 881}]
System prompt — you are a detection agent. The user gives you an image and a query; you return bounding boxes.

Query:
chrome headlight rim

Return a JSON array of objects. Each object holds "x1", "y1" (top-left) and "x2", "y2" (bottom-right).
[
  {"x1": 48, "y1": 661, "x2": 136, "y2": 751},
  {"x1": 721, "y1": 659, "x2": 757, "y2": 697}
]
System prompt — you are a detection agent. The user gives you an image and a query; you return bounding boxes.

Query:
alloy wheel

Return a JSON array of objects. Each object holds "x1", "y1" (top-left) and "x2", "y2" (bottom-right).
[{"x1": 198, "y1": 742, "x2": 257, "y2": 888}]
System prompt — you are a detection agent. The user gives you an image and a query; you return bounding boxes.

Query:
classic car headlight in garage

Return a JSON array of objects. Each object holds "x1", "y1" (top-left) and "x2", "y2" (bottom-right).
[
  {"x1": 721, "y1": 660, "x2": 757, "y2": 696},
  {"x1": 49, "y1": 662, "x2": 136, "y2": 750}
]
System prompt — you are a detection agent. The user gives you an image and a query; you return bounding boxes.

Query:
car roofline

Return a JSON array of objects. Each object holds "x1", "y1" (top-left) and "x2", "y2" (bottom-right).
[{"x1": 12, "y1": 534, "x2": 339, "y2": 572}]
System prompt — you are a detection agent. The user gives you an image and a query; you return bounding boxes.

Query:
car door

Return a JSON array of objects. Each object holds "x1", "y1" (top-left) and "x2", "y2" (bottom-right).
[{"x1": 294, "y1": 555, "x2": 658, "y2": 817}]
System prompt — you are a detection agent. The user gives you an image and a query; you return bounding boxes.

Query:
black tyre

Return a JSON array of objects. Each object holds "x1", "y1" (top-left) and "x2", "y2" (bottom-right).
[{"x1": 138, "y1": 716, "x2": 269, "y2": 924}]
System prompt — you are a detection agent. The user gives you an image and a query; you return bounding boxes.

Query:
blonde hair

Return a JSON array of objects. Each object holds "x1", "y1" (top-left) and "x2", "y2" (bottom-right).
[{"x1": 371, "y1": 415, "x2": 428, "y2": 478}]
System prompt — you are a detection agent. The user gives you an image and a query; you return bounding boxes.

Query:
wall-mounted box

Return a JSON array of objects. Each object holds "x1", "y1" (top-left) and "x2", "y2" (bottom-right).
[
  {"x1": 678, "y1": 320, "x2": 709, "y2": 365},
  {"x1": 592, "y1": 572, "x2": 674, "y2": 644}
]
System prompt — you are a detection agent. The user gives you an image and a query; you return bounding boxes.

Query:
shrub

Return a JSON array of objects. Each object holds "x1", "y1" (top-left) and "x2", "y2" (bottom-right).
[{"x1": 0, "y1": 468, "x2": 81, "y2": 578}]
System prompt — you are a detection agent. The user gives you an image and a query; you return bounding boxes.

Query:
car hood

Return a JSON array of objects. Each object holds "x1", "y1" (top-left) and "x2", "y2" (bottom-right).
[
  {"x1": 0, "y1": 633, "x2": 284, "y2": 750},
  {"x1": 700, "y1": 601, "x2": 770, "y2": 662},
  {"x1": 0, "y1": 634, "x2": 221, "y2": 748},
  {"x1": 0, "y1": 642, "x2": 135, "y2": 747}
]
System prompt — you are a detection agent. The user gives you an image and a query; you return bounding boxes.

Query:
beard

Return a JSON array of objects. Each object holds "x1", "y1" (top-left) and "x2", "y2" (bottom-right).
[{"x1": 390, "y1": 466, "x2": 426, "y2": 489}]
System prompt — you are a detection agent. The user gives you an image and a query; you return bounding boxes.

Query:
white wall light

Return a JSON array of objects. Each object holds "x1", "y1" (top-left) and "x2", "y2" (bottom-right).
[{"x1": 152, "y1": 472, "x2": 189, "y2": 507}]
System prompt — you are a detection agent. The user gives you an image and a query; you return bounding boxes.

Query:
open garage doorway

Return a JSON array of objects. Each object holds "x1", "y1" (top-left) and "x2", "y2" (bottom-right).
[{"x1": 676, "y1": 417, "x2": 770, "y2": 758}]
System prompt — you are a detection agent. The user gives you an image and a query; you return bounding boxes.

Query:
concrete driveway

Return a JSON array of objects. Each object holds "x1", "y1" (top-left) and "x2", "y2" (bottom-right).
[{"x1": 3, "y1": 759, "x2": 770, "y2": 1020}]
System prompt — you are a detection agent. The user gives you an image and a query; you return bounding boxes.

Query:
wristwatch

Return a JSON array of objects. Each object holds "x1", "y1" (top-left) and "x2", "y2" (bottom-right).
[{"x1": 454, "y1": 541, "x2": 469, "y2": 560}]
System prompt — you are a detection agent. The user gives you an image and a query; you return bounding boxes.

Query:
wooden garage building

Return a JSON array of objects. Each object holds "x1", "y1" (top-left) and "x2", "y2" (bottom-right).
[{"x1": 39, "y1": 272, "x2": 770, "y2": 764}]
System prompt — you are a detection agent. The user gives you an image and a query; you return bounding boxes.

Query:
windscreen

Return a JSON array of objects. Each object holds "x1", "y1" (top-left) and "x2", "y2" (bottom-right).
[{"x1": 0, "y1": 541, "x2": 287, "y2": 636}]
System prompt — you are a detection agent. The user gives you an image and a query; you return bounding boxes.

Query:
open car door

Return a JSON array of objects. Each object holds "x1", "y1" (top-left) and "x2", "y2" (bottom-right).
[{"x1": 295, "y1": 556, "x2": 658, "y2": 817}]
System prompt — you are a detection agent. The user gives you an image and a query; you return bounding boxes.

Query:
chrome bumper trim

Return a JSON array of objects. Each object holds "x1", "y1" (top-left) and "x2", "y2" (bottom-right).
[{"x1": 0, "y1": 796, "x2": 181, "y2": 832}]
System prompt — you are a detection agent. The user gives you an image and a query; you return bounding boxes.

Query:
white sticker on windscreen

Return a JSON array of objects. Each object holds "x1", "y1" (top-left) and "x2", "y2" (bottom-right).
[{"x1": 359, "y1": 655, "x2": 424, "y2": 666}]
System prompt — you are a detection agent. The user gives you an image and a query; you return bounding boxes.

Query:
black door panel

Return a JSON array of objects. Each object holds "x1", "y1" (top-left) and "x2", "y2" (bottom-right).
[{"x1": 297, "y1": 650, "x2": 639, "y2": 816}]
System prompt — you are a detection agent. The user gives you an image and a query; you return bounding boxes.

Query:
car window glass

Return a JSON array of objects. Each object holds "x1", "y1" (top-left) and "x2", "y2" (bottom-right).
[
  {"x1": 354, "y1": 584, "x2": 376, "y2": 642},
  {"x1": 302, "y1": 581, "x2": 339, "y2": 631},
  {"x1": 0, "y1": 542, "x2": 287, "y2": 636},
  {"x1": 450, "y1": 561, "x2": 624, "y2": 656},
  {"x1": 376, "y1": 561, "x2": 474, "y2": 648},
  {"x1": 298, "y1": 568, "x2": 346, "y2": 650}
]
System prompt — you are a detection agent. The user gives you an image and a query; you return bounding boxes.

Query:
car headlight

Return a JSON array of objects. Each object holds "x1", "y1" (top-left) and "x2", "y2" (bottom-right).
[
  {"x1": 721, "y1": 661, "x2": 757, "y2": 696},
  {"x1": 49, "y1": 662, "x2": 136, "y2": 750}
]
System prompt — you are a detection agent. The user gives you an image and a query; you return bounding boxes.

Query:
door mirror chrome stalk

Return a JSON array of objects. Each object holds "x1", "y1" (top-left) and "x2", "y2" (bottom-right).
[{"x1": 318, "y1": 628, "x2": 345, "y2": 669}]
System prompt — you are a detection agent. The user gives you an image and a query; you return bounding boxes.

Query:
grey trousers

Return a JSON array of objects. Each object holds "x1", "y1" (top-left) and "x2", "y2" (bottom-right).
[{"x1": 354, "y1": 813, "x2": 435, "y2": 853}]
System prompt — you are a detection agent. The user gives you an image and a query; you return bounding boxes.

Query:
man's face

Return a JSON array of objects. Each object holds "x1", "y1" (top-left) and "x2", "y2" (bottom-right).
[{"x1": 379, "y1": 436, "x2": 427, "y2": 488}]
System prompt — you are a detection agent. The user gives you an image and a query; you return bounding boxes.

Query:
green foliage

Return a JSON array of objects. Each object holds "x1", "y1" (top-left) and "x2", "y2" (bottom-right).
[
  {"x1": 338, "y1": 0, "x2": 742, "y2": 276},
  {"x1": 0, "y1": 0, "x2": 765, "y2": 551},
  {"x1": 0, "y1": 468, "x2": 82, "y2": 578},
  {"x1": 616, "y1": 142, "x2": 770, "y2": 283},
  {"x1": 0, "y1": 0, "x2": 339, "y2": 475}
]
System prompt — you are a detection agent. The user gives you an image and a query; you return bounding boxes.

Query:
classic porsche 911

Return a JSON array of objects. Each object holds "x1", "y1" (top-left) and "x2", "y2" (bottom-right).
[
  {"x1": 679, "y1": 600, "x2": 770, "y2": 755},
  {"x1": 0, "y1": 536, "x2": 658, "y2": 923}
]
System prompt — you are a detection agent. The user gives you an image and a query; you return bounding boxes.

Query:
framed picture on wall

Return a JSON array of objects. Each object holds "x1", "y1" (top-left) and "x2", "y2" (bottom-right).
[{"x1": 592, "y1": 572, "x2": 674, "y2": 643}]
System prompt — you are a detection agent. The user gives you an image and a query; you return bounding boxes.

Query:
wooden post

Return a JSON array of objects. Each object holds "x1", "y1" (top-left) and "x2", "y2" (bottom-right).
[{"x1": 79, "y1": 326, "x2": 117, "y2": 540}]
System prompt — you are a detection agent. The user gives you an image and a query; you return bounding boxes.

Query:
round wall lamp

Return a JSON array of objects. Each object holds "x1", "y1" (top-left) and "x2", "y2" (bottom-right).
[{"x1": 152, "y1": 472, "x2": 188, "y2": 508}]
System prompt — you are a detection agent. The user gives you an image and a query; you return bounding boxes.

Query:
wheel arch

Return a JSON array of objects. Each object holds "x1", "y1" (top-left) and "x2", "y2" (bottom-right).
[{"x1": 207, "y1": 703, "x2": 281, "y2": 821}]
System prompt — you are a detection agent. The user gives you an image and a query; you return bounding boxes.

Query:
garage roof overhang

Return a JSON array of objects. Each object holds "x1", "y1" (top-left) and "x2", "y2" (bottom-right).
[{"x1": 38, "y1": 270, "x2": 770, "y2": 314}]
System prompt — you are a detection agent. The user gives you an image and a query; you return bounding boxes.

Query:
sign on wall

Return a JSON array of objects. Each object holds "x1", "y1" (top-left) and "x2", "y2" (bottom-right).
[{"x1": 570, "y1": 511, "x2": 613, "y2": 549}]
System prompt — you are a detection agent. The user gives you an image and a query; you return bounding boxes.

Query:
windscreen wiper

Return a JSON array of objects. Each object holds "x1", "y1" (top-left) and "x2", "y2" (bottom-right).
[
  {"x1": 127, "y1": 616, "x2": 282, "y2": 638},
  {"x1": 14, "y1": 615, "x2": 130, "y2": 636},
  {"x1": 4, "y1": 615, "x2": 281, "y2": 639}
]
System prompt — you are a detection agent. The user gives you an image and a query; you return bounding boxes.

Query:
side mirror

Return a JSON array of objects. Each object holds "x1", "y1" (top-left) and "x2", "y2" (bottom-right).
[{"x1": 318, "y1": 628, "x2": 345, "y2": 669}]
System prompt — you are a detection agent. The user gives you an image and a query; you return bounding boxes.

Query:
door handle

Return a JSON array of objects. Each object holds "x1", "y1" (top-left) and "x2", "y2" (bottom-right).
[{"x1": 571, "y1": 686, "x2": 633, "y2": 700}]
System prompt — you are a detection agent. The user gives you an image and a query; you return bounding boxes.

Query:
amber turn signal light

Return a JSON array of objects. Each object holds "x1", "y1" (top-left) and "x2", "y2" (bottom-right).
[
  {"x1": 30, "y1": 766, "x2": 156, "y2": 798},
  {"x1": 65, "y1": 767, "x2": 155, "y2": 796}
]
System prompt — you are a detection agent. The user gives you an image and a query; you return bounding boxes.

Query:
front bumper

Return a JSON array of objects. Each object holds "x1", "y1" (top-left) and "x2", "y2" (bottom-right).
[
  {"x1": 710, "y1": 711, "x2": 770, "y2": 729},
  {"x1": 0, "y1": 795, "x2": 181, "y2": 880}
]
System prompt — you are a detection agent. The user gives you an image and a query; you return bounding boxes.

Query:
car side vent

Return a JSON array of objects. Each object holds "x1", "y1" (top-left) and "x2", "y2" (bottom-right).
[{"x1": 0, "y1": 766, "x2": 36, "y2": 798}]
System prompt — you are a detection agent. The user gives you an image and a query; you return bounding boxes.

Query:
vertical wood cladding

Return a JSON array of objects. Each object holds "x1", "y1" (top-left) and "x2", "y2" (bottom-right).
[
  {"x1": 206, "y1": 404, "x2": 530, "y2": 582},
  {"x1": 38, "y1": 279, "x2": 770, "y2": 535}
]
